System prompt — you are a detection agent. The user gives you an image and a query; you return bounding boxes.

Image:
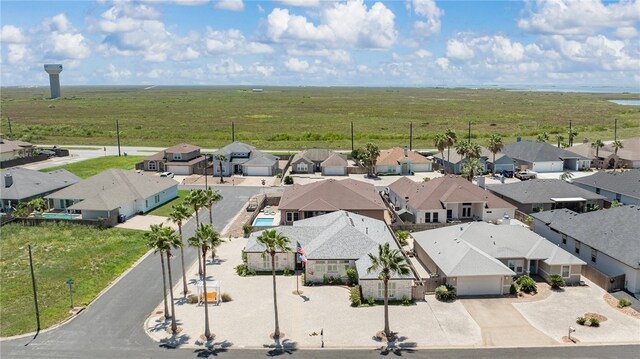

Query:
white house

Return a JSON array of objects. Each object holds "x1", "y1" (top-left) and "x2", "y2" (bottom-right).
[
  {"x1": 501, "y1": 140, "x2": 590, "y2": 172},
  {"x1": 571, "y1": 170, "x2": 640, "y2": 206}
]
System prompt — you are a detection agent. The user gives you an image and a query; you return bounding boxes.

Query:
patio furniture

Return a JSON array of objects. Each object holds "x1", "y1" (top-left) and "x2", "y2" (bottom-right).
[{"x1": 195, "y1": 280, "x2": 222, "y2": 306}]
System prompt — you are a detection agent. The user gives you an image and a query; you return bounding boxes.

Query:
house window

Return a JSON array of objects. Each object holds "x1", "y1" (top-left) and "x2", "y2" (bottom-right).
[
  {"x1": 173, "y1": 153, "x2": 182, "y2": 160},
  {"x1": 145, "y1": 200, "x2": 149, "y2": 208},
  {"x1": 447, "y1": 209, "x2": 453, "y2": 219},
  {"x1": 507, "y1": 260, "x2": 524, "y2": 274},
  {"x1": 148, "y1": 161, "x2": 156, "y2": 171},
  {"x1": 561, "y1": 265, "x2": 570, "y2": 278},
  {"x1": 343, "y1": 260, "x2": 350, "y2": 271},
  {"x1": 595, "y1": 187, "x2": 600, "y2": 194},
  {"x1": 562, "y1": 234, "x2": 567, "y2": 245},
  {"x1": 615, "y1": 193, "x2": 622, "y2": 201},
  {"x1": 315, "y1": 261, "x2": 325, "y2": 274},
  {"x1": 327, "y1": 260, "x2": 338, "y2": 273},
  {"x1": 296, "y1": 163, "x2": 308, "y2": 172},
  {"x1": 377, "y1": 282, "x2": 397, "y2": 298},
  {"x1": 154, "y1": 194, "x2": 160, "y2": 203},
  {"x1": 432, "y1": 212, "x2": 439, "y2": 223},
  {"x1": 575, "y1": 241, "x2": 581, "y2": 254},
  {"x1": 286, "y1": 212, "x2": 299, "y2": 222},
  {"x1": 591, "y1": 249, "x2": 597, "y2": 263},
  {"x1": 263, "y1": 255, "x2": 278, "y2": 270}
]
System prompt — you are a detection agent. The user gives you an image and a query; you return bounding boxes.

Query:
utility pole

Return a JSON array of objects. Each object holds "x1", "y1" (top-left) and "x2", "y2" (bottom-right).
[
  {"x1": 232, "y1": 122, "x2": 235, "y2": 142},
  {"x1": 569, "y1": 120, "x2": 573, "y2": 147},
  {"x1": 350, "y1": 121, "x2": 354, "y2": 152},
  {"x1": 409, "y1": 122, "x2": 413, "y2": 151},
  {"x1": 116, "y1": 120, "x2": 121, "y2": 157},
  {"x1": 468, "y1": 121, "x2": 471, "y2": 143},
  {"x1": 7, "y1": 117, "x2": 13, "y2": 139},
  {"x1": 28, "y1": 245, "x2": 41, "y2": 333},
  {"x1": 614, "y1": 118, "x2": 617, "y2": 141}
]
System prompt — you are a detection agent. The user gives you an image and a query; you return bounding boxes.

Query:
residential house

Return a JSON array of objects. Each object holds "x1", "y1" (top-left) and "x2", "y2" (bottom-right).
[
  {"x1": 412, "y1": 221, "x2": 585, "y2": 296},
  {"x1": 279, "y1": 179, "x2": 386, "y2": 224},
  {"x1": 46, "y1": 169, "x2": 178, "y2": 224},
  {"x1": 501, "y1": 140, "x2": 590, "y2": 172},
  {"x1": 212, "y1": 141, "x2": 278, "y2": 176},
  {"x1": 434, "y1": 147, "x2": 516, "y2": 175},
  {"x1": 290, "y1": 149, "x2": 348, "y2": 175},
  {"x1": 569, "y1": 138, "x2": 640, "y2": 169},
  {"x1": 387, "y1": 176, "x2": 516, "y2": 224},
  {"x1": 0, "y1": 135, "x2": 33, "y2": 162},
  {"x1": 1, "y1": 167, "x2": 80, "y2": 209},
  {"x1": 571, "y1": 170, "x2": 640, "y2": 205},
  {"x1": 143, "y1": 143, "x2": 207, "y2": 175},
  {"x1": 375, "y1": 147, "x2": 432, "y2": 175},
  {"x1": 531, "y1": 206, "x2": 640, "y2": 294},
  {"x1": 244, "y1": 211, "x2": 415, "y2": 300},
  {"x1": 487, "y1": 179, "x2": 606, "y2": 213}
]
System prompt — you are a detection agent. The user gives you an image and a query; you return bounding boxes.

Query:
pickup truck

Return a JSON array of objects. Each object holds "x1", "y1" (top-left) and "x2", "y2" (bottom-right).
[{"x1": 515, "y1": 170, "x2": 536, "y2": 180}]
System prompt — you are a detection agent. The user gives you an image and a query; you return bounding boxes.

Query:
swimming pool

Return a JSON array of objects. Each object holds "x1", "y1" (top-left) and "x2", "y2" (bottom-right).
[
  {"x1": 253, "y1": 218, "x2": 274, "y2": 226},
  {"x1": 42, "y1": 213, "x2": 77, "y2": 219}
]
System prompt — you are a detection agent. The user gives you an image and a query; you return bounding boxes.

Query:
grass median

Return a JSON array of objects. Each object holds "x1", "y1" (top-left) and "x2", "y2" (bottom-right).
[
  {"x1": 0, "y1": 223, "x2": 149, "y2": 337},
  {"x1": 40, "y1": 156, "x2": 144, "y2": 178},
  {"x1": 148, "y1": 190, "x2": 193, "y2": 217}
]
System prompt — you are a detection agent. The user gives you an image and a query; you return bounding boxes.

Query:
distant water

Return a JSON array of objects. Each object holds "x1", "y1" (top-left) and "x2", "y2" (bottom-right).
[{"x1": 609, "y1": 100, "x2": 640, "y2": 106}]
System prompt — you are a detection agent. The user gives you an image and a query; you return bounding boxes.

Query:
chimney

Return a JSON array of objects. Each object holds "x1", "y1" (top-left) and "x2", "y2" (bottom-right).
[
  {"x1": 4, "y1": 173, "x2": 12, "y2": 188},
  {"x1": 404, "y1": 146, "x2": 408, "y2": 157},
  {"x1": 476, "y1": 176, "x2": 486, "y2": 189},
  {"x1": 502, "y1": 213, "x2": 511, "y2": 225}
]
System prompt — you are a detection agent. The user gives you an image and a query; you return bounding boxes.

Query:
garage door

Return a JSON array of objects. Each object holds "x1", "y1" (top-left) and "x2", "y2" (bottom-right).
[
  {"x1": 494, "y1": 164, "x2": 515, "y2": 172},
  {"x1": 244, "y1": 166, "x2": 270, "y2": 176},
  {"x1": 531, "y1": 161, "x2": 562, "y2": 173},
  {"x1": 167, "y1": 165, "x2": 191, "y2": 175},
  {"x1": 457, "y1": 276, "x2": 502, "y2": 296},
  {"x1": 323, "y1": 166, "x2": 345, "y2": 176},
  {"x1": 411, "y1": 163, "x2": 432, "y2": 172}
]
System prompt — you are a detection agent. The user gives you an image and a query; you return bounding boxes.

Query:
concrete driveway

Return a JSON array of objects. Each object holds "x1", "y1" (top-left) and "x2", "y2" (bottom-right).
[
  {"x1": 462, "y1": 299, "x2": 557, "y2": 347},
  {"x1": 514, "y1": 282, "x2": 640, "y2": 343}
]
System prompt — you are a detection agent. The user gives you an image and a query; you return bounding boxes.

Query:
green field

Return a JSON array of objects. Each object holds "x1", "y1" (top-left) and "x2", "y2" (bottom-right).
[
  {"x1": 148, "y1": 190, "x2": 193, "y2": 217},
  {"x1": 0, "y1": 223, "x2": 149, "y2": 337},
  {"x1": 2, "y1": 86, "x2": 639, "y2": 150},
  {"x1": 41, "y1": 156, "x2": 144, "y2": 178}
]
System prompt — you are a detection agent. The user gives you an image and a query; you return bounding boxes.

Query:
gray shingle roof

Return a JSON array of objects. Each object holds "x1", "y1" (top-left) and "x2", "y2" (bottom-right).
[
  {"x1": 502, "y1": 140, "x2": 587, "y2": 162},
  {"x1": 487, "y1": 179, "x2": 606, "y2": 204},
  {"x1": 572, "y1": 170, "x2": 640, "y2": 200},
  {"x1": 213, "y1": 141, "x2": 277, "y2": 166},
  {"x1": 1, "y1": 168, "x2": 81, "y2": 201},
  {"x1": 292, "y1": 149, "x2": 335, "y2": 164},
  {"x1": 531, "y1": 206, "x2": 640, "y2": 269}
]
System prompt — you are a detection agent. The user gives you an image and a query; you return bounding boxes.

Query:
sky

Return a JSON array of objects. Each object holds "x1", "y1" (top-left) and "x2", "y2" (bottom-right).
[{"x1": 1, "y1": 0, "x2": 639, "y2": 87}]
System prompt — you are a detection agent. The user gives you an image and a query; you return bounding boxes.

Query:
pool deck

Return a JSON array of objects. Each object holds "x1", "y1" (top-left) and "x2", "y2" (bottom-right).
[{"x1": 254, "y1": 205, "x2": 281, "y2": 226}]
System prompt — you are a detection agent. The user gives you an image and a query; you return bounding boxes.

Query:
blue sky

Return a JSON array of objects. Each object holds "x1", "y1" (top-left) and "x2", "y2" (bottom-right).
[{"x1": 1, "y1": 0, "x2": 639, "y2": 87}]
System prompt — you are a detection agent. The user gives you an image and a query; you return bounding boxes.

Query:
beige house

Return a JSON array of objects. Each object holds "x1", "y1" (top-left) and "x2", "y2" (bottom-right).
[
  {"x1": 569, "y1": 137, "x2": 640, "y2": 169},
  {"x1": 375, "y1": 147, "x2": 432, "y2": 175},
  {"x1": 279, "y1": 179, "x2": 386, "y2": 224},
  {"x1": 143, "y1": 143, "x2": 207, "y2": 175},
  {"x1": 388, "y1": 176, "x2": 515, "y2": 224},
  {"x1": 290, "y1": 149, "x2": 348, "y2": 176},
  {"x1": 0, "y1": 135, "x2": 33, "y2": 162},
  {"x1": 412, "y1": 221, "x2": 585, "y2": 296},
  {"x1": 244, "y1": 211, "x2": 415, "y2": 300}
]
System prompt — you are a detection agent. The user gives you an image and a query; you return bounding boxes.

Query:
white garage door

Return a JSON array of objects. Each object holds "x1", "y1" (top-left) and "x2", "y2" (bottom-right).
[
  {"x1": 167, "y1": 165, "x2": 191, "y2": 175},
  {"x1": 411, "y1": 163, "x2": 432, "y2": 172},
  {"x1": 323, "y1": 166, "x2": 345, "y2": 176},
  {"x1": 244, "y1": 166, "x2": 270, "y2": 176},
  {"x1": 457, "y1": 276, "x2": 502, "y2": 296},
  {"x1": 531, "y1": 161, "x2": 562, "y2": 173}
]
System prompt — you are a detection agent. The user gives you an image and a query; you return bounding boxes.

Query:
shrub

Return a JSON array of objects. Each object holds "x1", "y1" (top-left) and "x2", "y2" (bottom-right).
[
  {"x1": 516, "y1": 275, "x2": 537, "y2": 294},
  {"x1": 402, "y1": 295, "x2": 411, "y2": 306},
  {"x1": 187, "y1": 294, "x2": 199, "y2": 304},
  {"x1": 283, "y1": 267, "x2": 293, "y2": 276},
  {"x1": 346, "y1": 268, "x2": 358, "y2": 285},
  {"x1": 241, "y1": 250, "x2": 247, "y2": 263},
  {"x1": 618, "y1": 298, "x2": 632, "y2": 308},
  {"x1": 589, "y1": 318, "x2": 600, "y2": 327},
  {"x1": 367, "y1": 296, "x2": 376, "y2": 305},
  {"x1": 332, "y1": 276, "x2": 344, "y2": 285},
  {"x1": 435, "y1": 284, "x2": 457, "y2": 302},
  {"x1": 242, "y1": 224, "x2": 252, "y2": 237},
  {"x1": 576, "y1": 317, "x2": 586, "y2": 325},
  {"x1": 221, "y1": 293, "x2": 232, "y2": 302},
  {"x1": 284, "y1": 176, "x2": 294, "y2": 185},
  {"x1": 300, "y1": 272, "x2": 305, "y2": 284},
  {"x1": 510, "y1": 281, "x2": 521, "y2": 296},
  {"x1": 395, "y1": 230, "x2": 409, "y2": 246},
  {"x1": 423, "y1": 177, "x2": 430, "y2": 182},
  {"x1": 548, "y1": 274, "x2": 565, "y2": 289},
  {"x1": 235, "y1": 263, "x2": 256, "y2": 277},
  {"x1": 323, "y1": 275, "x2": 330, "y2": 285},
  {"x1": 350, "y1": 285, "x2": 362, "y2": 307}
]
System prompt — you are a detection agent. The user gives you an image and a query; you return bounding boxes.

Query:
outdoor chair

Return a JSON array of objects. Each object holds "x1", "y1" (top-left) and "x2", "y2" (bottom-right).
[{"x1": 200, "y1": 292, "x2": 218, "y2": 305}]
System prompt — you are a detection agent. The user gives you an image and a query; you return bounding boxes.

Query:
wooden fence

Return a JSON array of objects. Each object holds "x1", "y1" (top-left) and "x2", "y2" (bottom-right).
[
  {"x1": 581, "y1": 265, "x2": 625, "y2": 292},
  {"x1": 514, "y1": 210, "x2": 533, "y2": 228}
]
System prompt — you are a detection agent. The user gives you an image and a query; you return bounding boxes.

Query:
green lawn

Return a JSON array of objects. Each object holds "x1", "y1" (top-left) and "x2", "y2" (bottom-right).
[
  {"x1": 0, "y1": 223, "x2": 149, "y2": 337},
  {"x1": 1, "y1": 87, "x2": 638, "y2": 150},
  {"x1": 148, "y1": 190, "x2": 193, "y2": 217},
  {"x1": 40, "y1": 156, "x2": 144, "y2": 178}
]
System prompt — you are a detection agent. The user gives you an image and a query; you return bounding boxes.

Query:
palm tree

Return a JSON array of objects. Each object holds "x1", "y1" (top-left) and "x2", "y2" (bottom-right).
[
  {"x1": 487, "y1": 134, "x2": 504, "y2": 176},
  {"x1": 560, "y1": 171, "x2": 574, "y2": 182},
  {"x1": 169, "y1": 204, "x2": 190, "y2": 297},
  {"x1": 536, "y1": 132, "x2": 549, "y2": 143},
  {"x1": 555, "y1": 135, "x2": 564, "y2": 148},
  {"x1": 567, "y1": 128, "x2": 578, "y2": 147},
  {"x1": 364, "y1": 142, "x2": 380, "y2": 177},
  {"x1": 467, "y1": 143, "x2": 481, "y2": 160},
  {"x1": 189, "y1": 223, "x2": 219, "y2": 340},
  {"x1": 215, "y1": 154, "x2": 227, "y2": 184},
  {"x1": 433, "y1": 133, "x2": 448, "y2": 173},
  {"x1": 462, "y1": 157, "x2": 484, "y2": 181},
  {"x1": 455, "y1": 141, "x2": 470, "y2": 161},
  {"x1": 203, "y1": 188, "x2": 223, "y2": 228},
  {"x1": 444, "y1": 128, "x2": 457, "y2": 174},
  {"x1": 256, "y1": 229, "x2": 292, "y2": 339},
  {"x1": 147, "y1": 224, "x2": 183, "y2": 333},
  {"x1": 185, "y1": 189, "x2": 206, "y2": 276},
  {"x1": 207, "y1": 219, "x2": 225, "y2": 262},
  {"x1": 146, "y1": 225, "x2": 170, "y2": 321},
  {"x1": 591, "y1": 139, "x2": 604, "y2": 158},
  {"x1": 611, "y1": 140, "x2": 624, "y2": 169},
  {"x1": 367, "y1": 242, "x2": 410, "y2": 340}
]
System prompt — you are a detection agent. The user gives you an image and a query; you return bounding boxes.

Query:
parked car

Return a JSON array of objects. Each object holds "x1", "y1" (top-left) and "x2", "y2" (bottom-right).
[
  {"x1": 515, "y1": 170, "x2": 536, "y2": 180},
  {"x1": 160, "y1": 172, "x2": 174, "y2": 178},
  {"x1": 500, "y1": 170, "x2": 514, "y2": 178}
]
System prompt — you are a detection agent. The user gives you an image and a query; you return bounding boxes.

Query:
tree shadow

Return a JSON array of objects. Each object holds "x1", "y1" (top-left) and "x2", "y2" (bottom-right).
[
  {"x1": 193, "y1": 340, "x2": 233, "y2": 357},
  {"x1": 264, "y1": 338, "x2": 298, "y2": 356},
  {"x1": 375, "y1": 334, "x2": 418, "y2": 356},
  {"x1": 300, "y1": 295, "x2": 310, "y2": 302},
  {"x1": 148, "y1": 317, "x2": 171, "y2": 333},
  {"x1": 206, "y1": 258, "x2": 227, "y2": 266},
  {"x1": 159, "y1": 333, "x2": 191, "y2": 349}
]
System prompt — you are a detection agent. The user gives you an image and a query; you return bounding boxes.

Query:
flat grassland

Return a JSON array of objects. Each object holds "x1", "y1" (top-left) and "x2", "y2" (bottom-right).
[
  {"x1": 1, "y1": 86, "x2": 638, "y2": 150},
  {"x1": 148, "y1": 190, "x2": 193, "y2": 217},
  {"x1": 41, "y1": 155, "x2": 144, "y2": 178},
  {"x1": 0, "y1": 223, "x2": 148, "y2": 337}
]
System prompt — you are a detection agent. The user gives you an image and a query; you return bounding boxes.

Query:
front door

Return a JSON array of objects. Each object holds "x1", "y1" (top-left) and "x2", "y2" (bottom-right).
[
  {"x1": 462, "y1": 206, "x2": 471, "y2": 218},
  {"x1": 529, "y1": 260, "x2": 537, "y2": 275}
]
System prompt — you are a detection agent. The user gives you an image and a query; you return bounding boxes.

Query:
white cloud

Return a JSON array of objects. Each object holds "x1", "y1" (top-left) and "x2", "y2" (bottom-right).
[
  {"x1": 518, "y1": 0, "x2": 640, "y2": 36},
  {"x1": 1, "y1": 25, "x2": 27, "y2": 43},
  {"x1": 276, "y1": 0, "x2": 321, "y2": 7},
  {"x1": 172, "y1": 46, "x2": 200, "y2": 61},
  {"x1": 208, "y1": 58, "x2": 244, "y2": 75},
  {"x1": 615, "y1": 26, "x2": 638, "y2": 39},
  {"x1": 40, "y1": 14, "x2": 91, "y2": 60},
  {"x1": 412, "y1": 0, "x2": 444, "y2": 37},
  {"x1": 252, "y1": 63, "x2": 275, "y2": 76},
  {"x1": 435, "y1": 57, "x2": 449, "y2": 70},
  {"x1": 286, "y1": 48, "x2": 351, "y2": 63},
  {"x1": 267, "y1": 0, "x2": 397, "y2": 49},
  {"x1": 284, "y1": 57, "x2": 310, "y2": 72},
  {"x1": 172, "y1": 0, "x2": 209, "y2": 5},
  {"x1": 104, "y1": 63, "x2": 132, "y2": 80},
  {"x1": 446, "y1": 39, "x2": 474, "y2": 60},
  {"x1": 214, "y1": 0, "x2": 244, "y2": 12},
  {"x1": 204, "y1": 28, "x2": 273, "y2": 55},
  {"x1": 415, "y1": 49, "x2": 432, "y2": 58},
  {"x1": 7, "y1": 44, "x2": 31, "y2": 64}
]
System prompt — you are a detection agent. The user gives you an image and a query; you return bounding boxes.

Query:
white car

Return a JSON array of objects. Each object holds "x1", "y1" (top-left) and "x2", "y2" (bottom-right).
[{"x1": 160, "y1": 172, "x2": 174, "y2": 178}]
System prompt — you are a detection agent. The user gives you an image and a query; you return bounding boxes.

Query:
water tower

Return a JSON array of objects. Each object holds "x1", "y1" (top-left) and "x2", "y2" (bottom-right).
[{"x1": 44, "y1": 64, "x2": 63, "y2": 99}]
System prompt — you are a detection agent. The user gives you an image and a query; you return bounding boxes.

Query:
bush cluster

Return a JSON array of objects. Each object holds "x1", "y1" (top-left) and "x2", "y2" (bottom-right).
[
  {"x1": 283, "y1": 267, "x2": 293, "y2": 276},
  {"x1": 435, "y1": 284, "x2": 457, "y2": 302},
  {"x1": 516, "y1": 275, "x2": 537, "y2": 294},
  {"x1": 548, "y1": 274, "x2": 566, "y2": 289},
  {"x1": 284, "y1": 176, "x2": 294, "y2": 185},
  {"x1": 349, "y1": 285, "x2": 362, "y2": 307},
  {"x1": 221, "y1": 293, "x2": 232, "y2": 302},
  {"x1": 367, "y1": 296, "x2": 376, "y2": 305},
  {"x1": 187, "y1": 294, "x2": 199, "y2": 304},
  {"x1": 346, "y1": 268, "x2": 358, "y2": 286},
  {"x1": 235, "y1": 263, "x2": 256, "y2": 277},
  {"x1": 618, "y1": 298, "x2": 632, "y2": 308}
]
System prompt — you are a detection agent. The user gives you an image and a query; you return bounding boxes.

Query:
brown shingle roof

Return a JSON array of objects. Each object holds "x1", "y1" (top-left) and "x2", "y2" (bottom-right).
[
  {"x1": 165, "y1": 143, "x2": 200, "y2": 154},
  {"x1": 321, "y1": 152, "x2": 348, "y2": 167},
  {"x1": 377, "y1": 147, "x2": 430, "y2": 166},
  {"x1": 279, "y1": 178, "x2": 385, "y2": 212}
]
